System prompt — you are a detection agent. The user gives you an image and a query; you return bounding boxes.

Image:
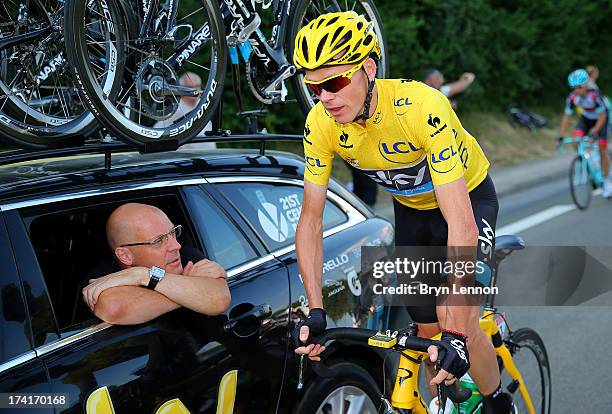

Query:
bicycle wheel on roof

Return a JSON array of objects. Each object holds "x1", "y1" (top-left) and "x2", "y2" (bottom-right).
[
  {"x1": 64, "y1": 0, "x2": 226, "y2": 151},
  {"x1": 0, "y1": 0, "x2": 97, "y2": 149}
]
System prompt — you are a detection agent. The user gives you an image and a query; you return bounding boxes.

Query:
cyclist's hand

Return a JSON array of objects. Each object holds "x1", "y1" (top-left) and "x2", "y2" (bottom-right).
[
  {"x1": 428, "y1": 330, "x2": 470, "y2": 386},
  {"x1": 292, "y1": 308, "x2": 327, "y2": 361}
]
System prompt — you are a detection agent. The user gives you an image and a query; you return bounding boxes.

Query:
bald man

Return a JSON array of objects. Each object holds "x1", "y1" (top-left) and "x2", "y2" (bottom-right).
[{"x1": 83, "y1": 203, "x2": 230, "y2": 325}]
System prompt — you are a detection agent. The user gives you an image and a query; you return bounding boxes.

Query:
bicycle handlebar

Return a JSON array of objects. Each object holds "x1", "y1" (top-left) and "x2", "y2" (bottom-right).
[
  {"x1": 559, "y1": 136, "x2": 592, "y2": 143},
  {"x1": 311, "y1": 328, "x2": 472, "y2": 405}
]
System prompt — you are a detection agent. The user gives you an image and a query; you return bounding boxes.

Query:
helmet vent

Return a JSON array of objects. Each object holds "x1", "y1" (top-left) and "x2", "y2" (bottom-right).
[
  {"x1": 352, "y1": 38, "x2": 363, "y2": 52},
  {"x1": 357, "y1": 21, "x2": 364, "y2": 30},
  {"x1": 302, "y1": 37, "x2": 309, "y2": 61},
  {"x1": 316, "y1": 34, "x2": 329, "y2": 60},
  {"x1": 363, "y1": 34, "x2": 373, "y2": 46},
  {"x1": 331, "y1": 27, "x2": 344, "y2": 44},
  {"x1": 327, "y1": 16, "x2": 340, "y2": 26}
]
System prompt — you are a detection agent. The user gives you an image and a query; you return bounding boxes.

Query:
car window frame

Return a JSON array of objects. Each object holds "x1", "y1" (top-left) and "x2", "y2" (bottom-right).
[
  {"x1": 181, "y1": 185, "x2": 263, "y2": 271},
  {"x1": 206, "y1": 176, "x2": 366, "y2": 258}
]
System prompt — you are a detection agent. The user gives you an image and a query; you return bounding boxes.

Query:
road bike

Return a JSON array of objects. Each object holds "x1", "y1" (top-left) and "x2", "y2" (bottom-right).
[
  {"x1": 63, "y1": 0, "x2": 389, "y2": 151},
  {"x1": 307, "y1": 235, "x2": 551, "y2": 414},
  {"x1": 558, "y1": 136, "x2": 606, "y2": 210},
  {"x1": 0, "y1": 0, "x2": 98, "y2": 149}
]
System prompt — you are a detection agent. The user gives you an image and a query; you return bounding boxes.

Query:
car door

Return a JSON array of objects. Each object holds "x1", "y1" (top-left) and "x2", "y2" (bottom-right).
[
  {"x1": 0, "y1": 212, "x2": 55, "y2": 414},
  {"x1": 183, "y1": 185, "x2": 291, "y2": 413},
  {"x1": 5, "y1": 184, "x2": 290, "y2": 414},
  {"x1": 209, "y1": 177, "x2": 395, "y2": 411}
]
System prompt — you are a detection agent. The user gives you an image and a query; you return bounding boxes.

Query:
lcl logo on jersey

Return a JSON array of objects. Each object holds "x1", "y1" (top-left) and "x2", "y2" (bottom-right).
[
  {"x1": 339, "y1": 131, "x2": 353, "y2": 148},
  {"x1": 378, "y1": 139, "x2": 422, "y2": 164},
  {"x1": 305, "y1": 155, "x2": 326, "y2": 175},
  {"x1": 430, "y1": 145, "x2": 459, "y2": 173},
  {"x1": 394, "y1": 97, "x2": 413, "y2": 115},
  {"x1": 427, "y1": 113, "x2": 447, "y2": 137},
  {"x1": 394, "y1": 97, "x2": 412, "y2": 107}
]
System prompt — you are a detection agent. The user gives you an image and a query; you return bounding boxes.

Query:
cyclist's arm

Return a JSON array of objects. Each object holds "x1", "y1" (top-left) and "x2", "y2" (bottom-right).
[
  {"x1": 435, "y1": 178, "x2": 479, "y2": 333},
  {"x1": 296, "y1": 180, "x2": 328, "y2": 309},
  {"x1": 591, "y1": 111, "x2": 607, "y2": 135},
  {"x1": 560, "y1": 94, "x2": 575, "y2": 137},
  {"x1": 418, "y1": 91, "x2": 478, "y2": 333},
  {"x1": 559, "y1": 114, "x2": 572, "y2": 137}
]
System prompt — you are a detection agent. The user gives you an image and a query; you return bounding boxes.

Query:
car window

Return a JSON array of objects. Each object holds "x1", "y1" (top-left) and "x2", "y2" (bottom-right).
[
  {"x1": 216, "y1": 182, "x2": 348, "y2": 251},
  {"x1": 187, "y1": 188, "x2": 259, "y2": 270},
  {"x1": 21, "y1": 192, "x2": 204, "y2": 332}
]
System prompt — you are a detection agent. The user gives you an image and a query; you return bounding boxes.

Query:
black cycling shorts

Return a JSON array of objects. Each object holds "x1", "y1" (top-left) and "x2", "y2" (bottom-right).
[
  {"x1": 575, "y1": 115, "x2": 608, "y2": 144},
  {"x1": 393, "y1": 174, "x2": 499, "y2": 324}
]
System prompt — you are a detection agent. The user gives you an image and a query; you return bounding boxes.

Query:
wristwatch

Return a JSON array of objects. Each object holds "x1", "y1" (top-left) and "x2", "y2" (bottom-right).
[{"x1": 147, "y1": 266, "x2": 166, "y2": 290}]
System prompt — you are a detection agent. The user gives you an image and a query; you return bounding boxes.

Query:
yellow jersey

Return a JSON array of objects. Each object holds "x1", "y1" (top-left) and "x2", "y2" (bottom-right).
[{"x1": 303, "y1": 79, "x2": 490, "y2": 210}]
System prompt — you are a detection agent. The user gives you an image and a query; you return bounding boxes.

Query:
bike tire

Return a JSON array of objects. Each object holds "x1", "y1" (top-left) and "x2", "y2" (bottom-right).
[
  {"x1": 569, "y1": 156, "x2": 592, "y2": 210},
  {"x1": 287, "y1": 0, "x2": 390, "y2": 116},
  {"x1": 502, "y1": 327, "x2": 551, "y2": 414},
  {"x1": 295, "y1": 362, "x2": 380, "y2": 414},
  {"x1": 0, "y1": 1, "x2": 98, "y2": 149},
  {"x1": 64, "y1": 0, "x2": 226, "y2": 151}
]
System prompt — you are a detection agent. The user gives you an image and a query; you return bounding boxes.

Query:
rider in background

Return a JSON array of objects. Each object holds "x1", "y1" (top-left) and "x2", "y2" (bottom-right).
[{"x1": 560, "y1": 68, "x2": 611, "y2": 198}]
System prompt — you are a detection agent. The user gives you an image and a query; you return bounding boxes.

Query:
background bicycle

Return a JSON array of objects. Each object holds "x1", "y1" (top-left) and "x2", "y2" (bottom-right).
[{"x1": 558, "y1": 136, "x2": 606, "y2": 209}]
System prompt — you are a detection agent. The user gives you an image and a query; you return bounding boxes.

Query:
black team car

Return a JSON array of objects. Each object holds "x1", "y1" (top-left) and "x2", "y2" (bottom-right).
[{"x1": 0, "y1": 137, "x2": 399, "y2": 414}]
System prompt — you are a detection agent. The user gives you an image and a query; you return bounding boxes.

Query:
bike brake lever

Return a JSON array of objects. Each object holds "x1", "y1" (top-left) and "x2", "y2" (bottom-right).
[{"x1": 435, "y1": 361, "x2": 449, "y2": 413}]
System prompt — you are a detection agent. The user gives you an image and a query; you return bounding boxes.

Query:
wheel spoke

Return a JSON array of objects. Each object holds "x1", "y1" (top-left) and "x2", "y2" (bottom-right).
[{"x1": 325, "y1": 388, "x2": 345, "y2": 414}]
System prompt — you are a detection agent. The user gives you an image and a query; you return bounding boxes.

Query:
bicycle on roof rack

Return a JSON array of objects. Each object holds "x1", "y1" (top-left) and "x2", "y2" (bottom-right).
[
  {"x1": 0, "y1": 0, "x2": 99, "y2": 149},
  {"x1": 60, "y1": 0, "x2": 389, "y2": 152}
]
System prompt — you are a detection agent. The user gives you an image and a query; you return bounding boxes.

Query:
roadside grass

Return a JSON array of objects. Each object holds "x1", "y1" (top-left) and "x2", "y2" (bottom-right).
[{"x1": 461, "y1": 111, "x2": 560, "y2": 167}]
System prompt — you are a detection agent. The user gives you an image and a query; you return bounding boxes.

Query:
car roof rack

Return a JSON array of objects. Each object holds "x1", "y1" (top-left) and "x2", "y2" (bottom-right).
[{"x1": 0, "y1": 133, "x2": 303, "y2": 169}]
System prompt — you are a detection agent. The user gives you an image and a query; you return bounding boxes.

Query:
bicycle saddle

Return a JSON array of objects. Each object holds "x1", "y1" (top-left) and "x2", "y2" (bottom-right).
[{"x1": 495, "y1": 235, "x2": 525, "y2": 251}]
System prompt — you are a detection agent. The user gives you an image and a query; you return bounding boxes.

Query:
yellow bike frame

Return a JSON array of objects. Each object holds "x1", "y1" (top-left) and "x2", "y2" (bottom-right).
[{"x1": 387, "y1": 309, "x2": 537, "y2": 414}]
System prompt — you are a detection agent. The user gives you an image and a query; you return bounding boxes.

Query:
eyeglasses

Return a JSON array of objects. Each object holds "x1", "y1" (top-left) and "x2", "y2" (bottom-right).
[
  {"x1": 303, "y1": 61, "x2": 365, "y2": 96},
  {"x1": 120, "y1": 225, "x2": 182, "y2": 248}
]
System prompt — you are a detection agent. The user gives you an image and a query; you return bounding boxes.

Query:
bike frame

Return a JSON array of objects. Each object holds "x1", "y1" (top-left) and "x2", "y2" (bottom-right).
[
  {"x1": 220, "y1": 0, "x2": 293, "y2": 68},
  {"x1": 386, "y1": 257, "x2": 538, "y2": 413},
  {"x1": 134, "y1": 0, "x2": 292, "y2": 81},
  {"x1": 387, "y1": 310, "x2": 536, "y2": 414},
  {"x1": 561, "y1": 136, "x2": 603, "y2": 186}
]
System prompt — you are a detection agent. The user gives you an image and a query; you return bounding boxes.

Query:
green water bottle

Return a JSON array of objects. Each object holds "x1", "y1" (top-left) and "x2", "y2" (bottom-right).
[{"x1": 457, "y1": 373, "x2": 483, "y2": 414}]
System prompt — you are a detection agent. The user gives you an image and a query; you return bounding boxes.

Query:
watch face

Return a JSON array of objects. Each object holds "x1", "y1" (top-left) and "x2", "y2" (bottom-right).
[{"x1": 150, "y1": 266, "x2": 165, "y2": 279}]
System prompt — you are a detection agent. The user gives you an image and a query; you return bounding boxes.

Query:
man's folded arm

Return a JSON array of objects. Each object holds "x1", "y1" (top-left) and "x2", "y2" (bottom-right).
[{"x1": 93, "y1": 286, "x2": 180, "y2": 325}]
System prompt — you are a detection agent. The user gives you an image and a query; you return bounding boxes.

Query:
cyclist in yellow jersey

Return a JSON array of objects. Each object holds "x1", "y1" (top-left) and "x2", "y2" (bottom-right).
[{"x1": 292, "y1": 12, "x2": 513, "y2": 414}]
